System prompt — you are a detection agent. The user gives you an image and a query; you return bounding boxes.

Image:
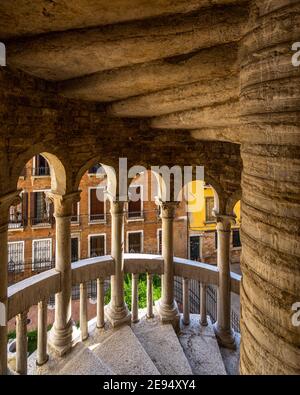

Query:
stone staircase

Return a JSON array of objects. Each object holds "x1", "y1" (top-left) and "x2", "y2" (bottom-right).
[{"x1": 27, "y1": 311, "x2": 238, "y2": 375}]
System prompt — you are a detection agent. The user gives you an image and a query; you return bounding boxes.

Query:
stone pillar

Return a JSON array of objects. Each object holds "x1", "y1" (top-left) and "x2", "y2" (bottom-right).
[
  {"x1": 239, "y1": 0, "x2": 300, "y2": 374},
  {"x1": 155, "y1": 201, "x2": 180, "y2": 331},
  {"x1": 105, "y1": 200, "x2": 131, "y2": 327},
  {"x1": 48, "y1": 191, "x2": 80, "y2": 356},
  {"x1": 0, "y1": 191, "x2": 21, "y2": 375},
  {"x1": 213, "y1": 214, "x2": 236, "y2": 349}
]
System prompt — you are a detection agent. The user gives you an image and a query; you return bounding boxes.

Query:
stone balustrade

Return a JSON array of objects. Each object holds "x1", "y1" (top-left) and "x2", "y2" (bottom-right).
[{"x1": 6, "y1": 253, "x2": 241, "y2": 375}]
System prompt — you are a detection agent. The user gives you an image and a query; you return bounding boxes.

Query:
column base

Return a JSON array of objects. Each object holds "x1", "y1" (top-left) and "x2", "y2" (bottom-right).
[
  {"x1": 47, "y1": 321, "x2": 74, "y2": 357},
  {"x1": 155, "y1": 299, "x2": 180, "y2": 333},
  {"x1": 213, "y1": 322, "x2": 236, "y2": 350},
  {"x1": 105, "y1": 303, "x2": 131, "y2": 328}
]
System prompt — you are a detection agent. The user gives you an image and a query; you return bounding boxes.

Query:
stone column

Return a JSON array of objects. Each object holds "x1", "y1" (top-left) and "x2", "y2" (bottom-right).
[
  {"x1": 155, "y1": 201, "x2": 180, "y2": 331},
  {"x1": 105, "y1": 200, "x2": 131, "y2": 327},
  {"x1": 239, "y1": 0, "x2": 300, "y2": 374},
  {"x1": 213, "y1": 214, "x2": 236, "y2": 349},
  {"x1": 0, "y1": 191, "x2": 21, "y2": 375},
  {"x1": 48, "y1": 191, "x2": 80, "y2": 356}
]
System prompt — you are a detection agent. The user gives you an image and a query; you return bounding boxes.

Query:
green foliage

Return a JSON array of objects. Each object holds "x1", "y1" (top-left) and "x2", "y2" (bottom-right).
[
  {"x1": 104, "y1": 274, "x2": 161, "y2": 311},
  {"x1": 8, "y1": 325, "x2": 52, "y2": 355}
]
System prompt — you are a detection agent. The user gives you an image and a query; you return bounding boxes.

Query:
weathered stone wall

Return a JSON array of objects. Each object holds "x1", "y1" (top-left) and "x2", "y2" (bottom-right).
[
  {"x1": 0, "y1": 68, "x2": 242, "y2": 201},
  {"x1": 239, "y1": 0, "x2": 300, "y2": 374}
]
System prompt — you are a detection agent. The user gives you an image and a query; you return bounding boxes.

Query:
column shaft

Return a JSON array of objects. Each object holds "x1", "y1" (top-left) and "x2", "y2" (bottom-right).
[{"x1": 105, "y1": 200, "x2": 131, "y2": 327}]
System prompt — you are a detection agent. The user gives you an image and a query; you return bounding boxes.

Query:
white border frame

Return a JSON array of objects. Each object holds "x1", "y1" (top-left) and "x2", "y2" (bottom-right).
[
  {"x1": 88, "y1": 186, "x2": 106, "y2": 224},
  {"x1": 8, "y1": 240, "x2": 25, "y2": 272},
  {"x1": 88, "y1": 233, "x2": 107, "y2": 257},
  {"x1": 126, "y1": 230, "x2": 144, "y2": 253},
  {"x1": 32, "y1": 238, "x2": 53, "y2": 271}
]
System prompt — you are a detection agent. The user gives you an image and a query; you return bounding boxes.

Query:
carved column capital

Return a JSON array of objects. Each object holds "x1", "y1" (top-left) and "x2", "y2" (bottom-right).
[
  {"x1": 46, "y1": 191, "x2": 81, "y2": 218},
  {"x1": 213, "y1": 212, "x2": 236, "y2": 232},
  {"x1": 155, "y1": 198, "x2": 179, "y2": 219}
]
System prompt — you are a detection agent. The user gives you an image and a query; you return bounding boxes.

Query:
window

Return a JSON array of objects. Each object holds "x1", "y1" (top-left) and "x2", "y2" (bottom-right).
[
  {"x1": 89, "y1": 235, "x2": 106, "y2": 257},
  {"x1": 32, "y1": 239, "x2": 53, "y2": 271},
  {"x1": 232, "y1": 229, "x2": 241, "y2": 248},
  {"x1": 89, "y1": 187, "x2": 105, "y2": 222},
  {"x1": 9, "y1": 192, "x2": 28, "y2": 229},
  {"x1": 30, "y1": 191, "x2": 53, "y2": 226},
  {"x1": 128, "y1": 231, "x2": 143, "y2": 253},
  {"x1": 157, "y1": 229, "x2": 162, "y2": 254},
  {"x1": 71, "y1": 237, "x2": 80, "y2": 262},
  {"x1": 71, "y1": 201, "x2": 80, "y2": 223},
  {"x1": 190, "y1": 236, "x2": 201, "y2": 261},
  {"x1": 205, "y1": 197, "x2": 215, "y2": 222},
  {"x1": 33, "y1": 154, "x2": 50, "y2": 176},
  {"x1": 8, "y1": 241, "x2": 24, "y2": 272},
  {"x1": 128, "y1": 185, "x2": 142, "y2": 219}
]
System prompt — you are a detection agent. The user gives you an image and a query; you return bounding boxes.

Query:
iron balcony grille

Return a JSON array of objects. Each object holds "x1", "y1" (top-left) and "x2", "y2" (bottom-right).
[
  {"x1": 30, "y1": 215, "x2": 55, "y2": 227},
  {"x1": 174, "y1": 277, "x2": 240, "y2": 334},
  {"x1": 8, "y1": 216, "x2": 26, "y2": 229},
  {"x1": 127, "y1": 210, "x2": 144, "y2": 220},
  {"x1": 89, "y1": 213, "x2": 106, "y2": 222}
]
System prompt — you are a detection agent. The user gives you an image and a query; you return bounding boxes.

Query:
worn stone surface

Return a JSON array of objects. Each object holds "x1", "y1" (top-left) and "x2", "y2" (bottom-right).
[
  {"x1": 219, "y1": 332, "x2": 240, "y2": 375},
  {"x1": 132, "y1": 314, "x2": 192, "y2": 375},
  {"x1": 92, "y1": 324, "x2": 160, "y2": 375},
  {"x1": 178, "y1": 315, "x2": 227, "y2": 375}
]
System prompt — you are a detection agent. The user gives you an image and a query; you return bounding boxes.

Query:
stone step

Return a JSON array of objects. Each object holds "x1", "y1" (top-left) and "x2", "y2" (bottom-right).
[
  {"x1": 132, "y1": 315, "x2": 193, "y2": 375},
  {"x1": 91, "y1": 324, "x2": 160, "y2": 375},
  {"x1": 60, "y1": 342, "x2": 114, "y2": 375},
  {"x1": 27, "y1": 341, "x2": 114, "y2": 375},
  {"x1": 178, "y1": 314, "x2": 227, "y2": 375}
]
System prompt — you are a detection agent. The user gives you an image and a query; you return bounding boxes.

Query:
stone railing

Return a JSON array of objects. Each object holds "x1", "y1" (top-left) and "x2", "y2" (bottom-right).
[{"x1": 6, "y1": 253, "x2": 241, "y2": 375}]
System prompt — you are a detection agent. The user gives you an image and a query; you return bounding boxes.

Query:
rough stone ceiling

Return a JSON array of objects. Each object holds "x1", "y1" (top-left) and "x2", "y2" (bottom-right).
[{"x1": 0, "y1": 0, "x2": 250, "y2": 144}]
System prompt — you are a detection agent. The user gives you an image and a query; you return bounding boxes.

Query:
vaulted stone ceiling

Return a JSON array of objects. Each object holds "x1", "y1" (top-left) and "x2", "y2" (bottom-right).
[{"x1": 0, "y1": 0, "x2": 249, "y2": 145}]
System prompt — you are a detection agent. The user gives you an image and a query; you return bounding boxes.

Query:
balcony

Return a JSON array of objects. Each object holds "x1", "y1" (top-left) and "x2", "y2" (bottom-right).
[
  {"x1": 30, "y1": 215, "x2": 54, "y2": 227},
  {"x1": 6, "y1": 254, "x2": 240, "y2": 375}
]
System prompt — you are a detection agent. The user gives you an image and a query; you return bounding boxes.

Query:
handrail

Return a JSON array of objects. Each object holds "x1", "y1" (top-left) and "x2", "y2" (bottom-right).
[
  {"x1": 7, "y1": 254, "x2": 241, "y2": 319},
  {"x1": 124, "y1": 253, "x2": 164, "y2": 274},
  {"x1": 6, "y1": 253, "x2": 241, "y2": 374},
  {"x1": 8, "y1": 269, "x2": 60, "y2": 321},
  {"x1": 71, "y1": 255, "x2": 114, "y2": 285}
]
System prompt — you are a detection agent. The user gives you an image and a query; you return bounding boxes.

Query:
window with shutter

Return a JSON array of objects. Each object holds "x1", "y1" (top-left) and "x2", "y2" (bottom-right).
[
  {"x1": 89, "y1": 235, "x2": 106, "y2": 257},
  {"x1": 157, "y1": 229, "x2": 162, "y2": 254},
  {"x1": 33, "y1": 154, "x2": 50, "y2": 176},
  {"x1": 89, "y1": 188, "x2": 105, "y2": 222},
  {"x1": 8, "y1": 194, "x2": 23, "y2": 229},
  {"x1": 31, "y1": 191, "x2": 52, "y2": 226},
  {"x1": 205, "y1": 197, "x2": 215, "y2": 223},
  {"x1": 128, "y1": 232, "x2": 143, "y2": 253},
  {"x1": 71, "y1": 201, "x2": 79, "y2": 223},
  {"x1": 71, "y1": 237, "x2": 79, "y2": 262},
  {"x1": 232, "y1": 229, "x2": 241, "y2": 248},
  {"x1": 128, "y1": 186, "x2": 142, "y2": 219}
]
